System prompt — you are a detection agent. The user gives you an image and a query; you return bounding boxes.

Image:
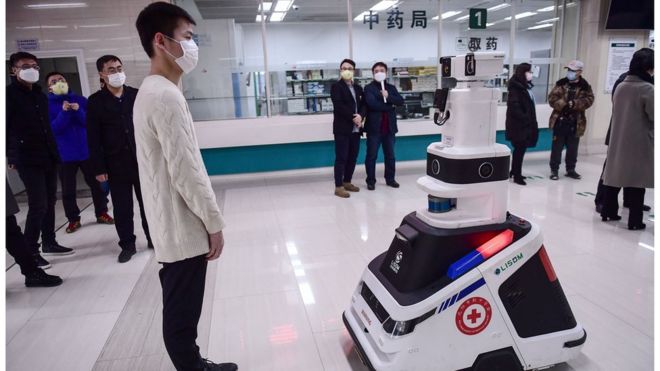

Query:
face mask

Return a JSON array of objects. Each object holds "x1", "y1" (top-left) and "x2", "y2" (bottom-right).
[
  {"x1": 525, "y1": 72, "x2": 533, "y2": 82},
  {"x1": 18, "y1": 68, "x2": 39, "y2": 83},
  {"x1": 162, "y1": 36, "x2": 199, "y2": 74},
  {"x1": 51, "y1": 81, "x2": 69, "y2": 95},
  {"x1": 374, "y1": 72, "x2": 387, "y2": 82},
  {"x1": 107, "y1": 72, "x2": 126, "y2": 88},
  {"x1": 341, "y1": 70, "x2": 354, "y2": 80},
  {"x1": 566, "y1": 70, "x2": 577, "y2": 81}
]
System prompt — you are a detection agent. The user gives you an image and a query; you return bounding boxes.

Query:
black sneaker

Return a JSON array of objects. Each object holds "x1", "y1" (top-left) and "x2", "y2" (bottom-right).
[
  {"x1": 34, "y1": 254, "x2": 52, "y2": 270},
  {"x1": 118, "y1": 247, "x2": 136, "y2": 263},
  {"x1": 565, "y1": 171, "x2": 582, "y2": 180},
  {"x1": 386, "y1": 181, "x2": 400, "y2": 188},
  {"x1": 550, "y1": 171, "x2": 559, "y2": 180},
  {"x1": 25, "y1": 269, "x2": 63, "y2": 287},
  {"x1": 202, "y1": 358, "x2": 238, "y2": 371},
  {"x1": 42, "y1": 242, "x2": 74, "y2": 256},
  {"x1": 367, "y1": 183, "x2": 375, "y2": 191}
]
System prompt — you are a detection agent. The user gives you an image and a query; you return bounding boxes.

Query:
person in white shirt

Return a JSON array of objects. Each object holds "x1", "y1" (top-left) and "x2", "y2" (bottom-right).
[{"x1": 134, "y1": 3, "x2": 237, "y2": 371}]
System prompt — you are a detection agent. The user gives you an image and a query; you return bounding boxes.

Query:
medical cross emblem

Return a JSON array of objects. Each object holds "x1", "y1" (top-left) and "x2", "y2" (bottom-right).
[{"x1": 455, "y1": 297, "x2": 492, "y2": 335}]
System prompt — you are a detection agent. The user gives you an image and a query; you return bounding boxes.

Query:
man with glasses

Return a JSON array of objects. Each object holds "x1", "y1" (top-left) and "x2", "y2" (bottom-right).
[
  {"x1": 7, "y1": 52, "x2": 74, "y2": 270},
  {"x1": 46, "y1": 71, "x2": 114, "y2": 234},
  {"x1": 87, "y1": 55, "x2": 153, "y2": 263},
  {"x1": 331, "y1": 58, "x2": 366, "y2": 198}
]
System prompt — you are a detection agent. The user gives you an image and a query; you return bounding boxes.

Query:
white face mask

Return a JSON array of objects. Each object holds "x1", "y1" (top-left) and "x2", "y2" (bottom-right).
[
  {"x1": 107, "y1": 72, "x2": 126, "y2": 88},
  {"x1": 19, "y1": 68, "x2": 39, "y2": 83},
  {"x1": 525, "y1": 72, "x2": 533, "y2": 82},
  {"x1": 162, "y1": 35, "x2": 199, "y2": 74},
  {"x1": 374, "y1": 72, "x2": 387, "y2": 82}
]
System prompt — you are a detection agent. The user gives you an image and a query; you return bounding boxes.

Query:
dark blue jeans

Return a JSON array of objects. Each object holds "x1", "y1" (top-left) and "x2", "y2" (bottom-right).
[{"x1": 365, "y1": 131, "x2": 396, "y2": 185}]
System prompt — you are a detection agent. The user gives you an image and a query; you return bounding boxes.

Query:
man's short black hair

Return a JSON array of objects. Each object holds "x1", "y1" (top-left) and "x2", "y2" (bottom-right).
[
  {"x1": 372, "y1": 61, "x2": 388, "y2": 73},
  {"x1": 96, "y1": 55, "x2": 123, "y2": 72},
  {"x1": 135, "y1": 1, "x2": 197, "y2": 58},
  {"x1": 45, "y1": 71, "x2": 65, "y2": 83},
  {"x1": 9, "y1": 52, "x2": 38, "y2": 67},
  {"x1": 340, "y1": 58, "x2": 356, "y2": 69}
]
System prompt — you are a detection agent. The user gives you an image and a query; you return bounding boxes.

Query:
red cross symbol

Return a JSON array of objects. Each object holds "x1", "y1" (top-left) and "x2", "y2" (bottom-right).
[{"x1": 467, "y1": 308, "x2": 482, "y2": 324}]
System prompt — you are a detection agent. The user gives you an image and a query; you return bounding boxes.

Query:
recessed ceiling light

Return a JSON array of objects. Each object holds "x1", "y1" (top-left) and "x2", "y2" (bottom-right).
[
  {"x1": 258, "y1": 2, "x2": 272, "y2": 12},
  {"x1": 256, "y1": 14, "x2": 264, "y2": 22},
  {"x1": 270, "y1": 12, "x2": 286, "y2": 22},
  {"x1": 487, "y1": 4, "x2": 510, "y2": 12},
  {"x1": 528, "y1": 23, "x2": 553, "y2": 30},
  {"x1": 370, "y1": 0, "x2": 398, "y2": 12},
  {"x1": 273, "y1": 0, "x2": 293, "y2": 12}
]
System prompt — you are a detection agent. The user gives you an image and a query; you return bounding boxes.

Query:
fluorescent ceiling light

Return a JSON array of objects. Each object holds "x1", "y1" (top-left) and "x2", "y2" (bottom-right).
[
  {"x1": 16, "y1": 25, "x2": 67, "y2": 29},
  {"x1": 370, "y1": 0, "x2": 398, "y2": 12},
  {"x1": 354, "y1": 10, "x2": 373, "y2": 21},
  {"x1": 437, "y1": 10, "x2": 463, "y2": 20},
  {"x1": 78, "y1": 23, "x2": 122, "y2": 29},
  {"x1": 528, "y1": 23, "x2": 553, "y2": 30},
  {"x1": 537, "y1": 17, "x2": 559, "y2": 24},
  {"x1": 455, "y1": 14, "x2": 470, "y2": 22},
  {"x1": 505, "y1": 12, "x2": 537, "y2": 20},
  {"x1": 258, "y1": 2, "x2": 272, "y2": 12},
  {"x1": 270, "y1": 12, "x2": 286, "y2": 22},
  {"x1": 25, "y1": 2, "x2": 88, "y2": 9},
  {"x1": 486, "y1": 22, "x2": 495, "y2": 27},
  {"x1": 274, "y1": 0, "x2": 293, "y2": 12},
  {"x1": 256, "y1": 14, "x2": 264, "y2": 22},
  {"x1": 537, "y1": 6, "x2": 555, "y2": 12},
  {"x1": 487, "y1": 3, "x2": 510, "y2": 12}
]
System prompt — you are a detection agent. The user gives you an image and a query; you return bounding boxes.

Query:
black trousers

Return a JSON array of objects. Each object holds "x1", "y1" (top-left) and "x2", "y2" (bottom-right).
[
  {"x1": 601, "y1": 186, "x2": 646, "y2": 227},
  {"x1": 365, "y1": 132, "x2": 396, "y2": 185},
  {"x1": 6, "y1": 215, "x2": 39, "y2": 276},
  {"x1": 334, "y1": 133, "x2": 361, "y2": 187},
  {"x1": 107, "y1": 167, "x2": 152, "y2": 250},
  {"x1": 550, "y1": 133, "x2": 580, "y2": 172},
  {"x1": 510, "y1": 142, "x2": 527, "y2": 177},
  {"x1": 17, "y1": 164, "x2": 58, "y2": 254},
  {"x1": 160, "y1": 254, "x2": 208, "y2": 371},
  {"x1": 60, "y1": 160, "x2": 108, "y2": 222}
]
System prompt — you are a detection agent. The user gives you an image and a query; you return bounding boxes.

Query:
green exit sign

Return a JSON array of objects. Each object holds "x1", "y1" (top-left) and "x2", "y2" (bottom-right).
[{"x1": 469, "y1": 8, "x2": 487, "y2": 29}]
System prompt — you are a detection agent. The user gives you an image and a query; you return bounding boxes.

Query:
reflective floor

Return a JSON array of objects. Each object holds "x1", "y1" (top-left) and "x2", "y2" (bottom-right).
[{"x1": 6, "y1": 152, "x2": 654, "y2": 371}]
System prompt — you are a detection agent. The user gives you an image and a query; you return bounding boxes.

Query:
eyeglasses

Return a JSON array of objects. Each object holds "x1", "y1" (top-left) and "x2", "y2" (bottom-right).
[{"x1": 16, "y1": 64, "x2": 40, "y2": 71}]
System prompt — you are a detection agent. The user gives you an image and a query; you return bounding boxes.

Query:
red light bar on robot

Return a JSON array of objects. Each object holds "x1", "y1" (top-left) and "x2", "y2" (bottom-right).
[{"x1": 476, "y1": 229, "x2": 515, "y2": 259}]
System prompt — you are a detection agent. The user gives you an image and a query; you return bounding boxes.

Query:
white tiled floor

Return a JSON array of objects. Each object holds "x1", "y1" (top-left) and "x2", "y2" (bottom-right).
[{"x1": 6, "y1": 152, "x2": 654, "y2": 371}]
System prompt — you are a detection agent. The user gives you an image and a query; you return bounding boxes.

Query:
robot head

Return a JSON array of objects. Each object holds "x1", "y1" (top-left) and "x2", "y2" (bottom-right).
[{"x1": 440, "y1": 52, "x2": 505, "y2": 81}]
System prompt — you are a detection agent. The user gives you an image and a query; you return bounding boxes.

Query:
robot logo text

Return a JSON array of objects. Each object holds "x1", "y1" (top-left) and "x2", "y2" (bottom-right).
[{"x1": 455, "y1": 297, "x2": 492, "y2": 335}]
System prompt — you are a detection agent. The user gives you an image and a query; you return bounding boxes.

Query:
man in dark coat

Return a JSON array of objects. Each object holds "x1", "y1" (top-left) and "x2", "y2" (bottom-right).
[
  {"x1": 363, "y1": 61, "x2": 405, "y2": 190},
  {"x1": 87, "y1": 55, "x2": 153, "y2": 263},
  {"x1": 7, "y1": 180, "x2": 63, "y2": 287},
  {"x1": 6, "y1": 52, "x2": 74, "y2": 269},
  {"x1": 331, "y1": 58, "x2": 367, "y2": 198},
  {"x1": 505, "y1": 63, "x2": 539, "y2": 186}
]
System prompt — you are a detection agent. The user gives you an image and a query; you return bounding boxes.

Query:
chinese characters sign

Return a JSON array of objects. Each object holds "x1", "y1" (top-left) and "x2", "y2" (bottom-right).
[
  {"x1": 461, "y1": 37, "x2": 499, "y2": 52},
  {"x1": 363, "y1": 9, "x2": 428, "y2": 30}
]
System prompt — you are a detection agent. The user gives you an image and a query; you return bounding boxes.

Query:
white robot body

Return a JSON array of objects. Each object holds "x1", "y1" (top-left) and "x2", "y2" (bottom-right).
[{"x1": 344, "y1": 53, "x2": 586, "y2": 371}]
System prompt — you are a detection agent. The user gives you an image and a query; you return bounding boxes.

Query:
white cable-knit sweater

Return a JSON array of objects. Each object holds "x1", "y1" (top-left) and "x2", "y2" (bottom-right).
[{"x1": 133, "y1": 75, "x2": 225, "y2": 263}]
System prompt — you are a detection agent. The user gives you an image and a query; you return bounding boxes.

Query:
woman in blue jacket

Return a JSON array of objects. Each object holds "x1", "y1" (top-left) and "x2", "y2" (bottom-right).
[
  {"x1": 363, "y1": 62, "x2": 404, "y2": 190},
  {"x1": 46, "y1": 72, "x2": 114, "y2": 233}
]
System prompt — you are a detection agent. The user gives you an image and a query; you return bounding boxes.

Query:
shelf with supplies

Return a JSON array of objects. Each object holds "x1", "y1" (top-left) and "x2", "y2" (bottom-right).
[{"x1": 266, "y1": 66, "x2": 442, "y2": 117}]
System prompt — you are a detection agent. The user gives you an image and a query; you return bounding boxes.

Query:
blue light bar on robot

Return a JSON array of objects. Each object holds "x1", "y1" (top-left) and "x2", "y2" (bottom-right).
[{"x1": 446, "y1": 229, "x2": 515, "y2": 279}]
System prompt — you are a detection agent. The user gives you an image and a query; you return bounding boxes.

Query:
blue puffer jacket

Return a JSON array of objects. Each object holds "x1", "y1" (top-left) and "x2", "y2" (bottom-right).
[{"x1": 48, "y1": 92, "x2": 89, "y2": 163}]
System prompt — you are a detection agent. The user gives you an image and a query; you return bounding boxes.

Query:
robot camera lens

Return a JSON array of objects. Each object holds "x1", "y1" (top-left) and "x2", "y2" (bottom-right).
[{"x1": 478, "y1": 162, "x2": 494, "y2": 179}]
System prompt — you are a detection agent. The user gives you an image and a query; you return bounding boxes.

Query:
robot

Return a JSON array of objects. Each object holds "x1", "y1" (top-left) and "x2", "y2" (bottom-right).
[{"x1": 343, "y1": 52, "x2": 586, "y2": 371}]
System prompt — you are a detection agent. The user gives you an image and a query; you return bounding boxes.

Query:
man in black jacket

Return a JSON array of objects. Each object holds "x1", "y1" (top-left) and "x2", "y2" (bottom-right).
[
  {"x1": 87, "y1": 55, "x2": 153, "y2": 263},
  {"x1": 7, "y1": 52, "x2": 74, "y2": 268},
  {"x1": 331, "y1": 58, "x2": 366, "y2": 198}
]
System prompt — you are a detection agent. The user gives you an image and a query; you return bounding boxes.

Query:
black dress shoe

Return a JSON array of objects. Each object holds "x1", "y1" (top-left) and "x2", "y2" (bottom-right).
[
  {"x1": 550, "y1": 171, "x2": 559, "y2": 180},
  {"x1": 33, "y1": 254, "x2": 52, "y2": 270},
  {"x1": 601, "y1": 215, "x2": 622, "y2": 222},
  {"x1": 25, "y1": 269, "x2": 63, "y2": 287},
  {"x1": 203, "y1": 358, "x2": 238, "y2": 371},
  {"x1": 367, "y1": 183, "x2": 375, "y2": 191},
  {"x1": 629, "y1": 223, "x2": 647, "y2": 231},
  {"x1": 42, "y1": 242, "x2": 74, "y2": 256},
  {"x1": 513, "y1": 177, "x2": 527, "y2": 186},
  {"x1": 386, "y1": 181, "x2": 400, "y2": 188},
  {"x1": 565, "y1": 171, "x2": 582, "y2": 179},
  {"x1": 118, "y1": 248, "x2": 136, "y2": 263}
]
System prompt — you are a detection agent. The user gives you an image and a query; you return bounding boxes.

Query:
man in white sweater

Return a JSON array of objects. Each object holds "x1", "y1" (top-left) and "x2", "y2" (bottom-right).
[{"x1": 134, "y1": 3, "x2": 237, "y2": 371}]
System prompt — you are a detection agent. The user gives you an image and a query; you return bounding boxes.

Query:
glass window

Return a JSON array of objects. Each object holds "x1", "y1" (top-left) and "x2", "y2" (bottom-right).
[
  {"x1": 352, "y1": 0, "x2": 440, "y2": 120},
  {"x1": 173, "y1": 0, "x2": 267, "y2": 121}
]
